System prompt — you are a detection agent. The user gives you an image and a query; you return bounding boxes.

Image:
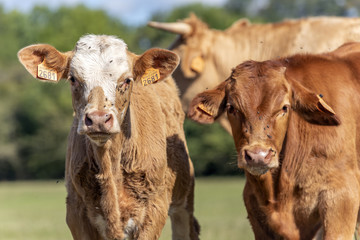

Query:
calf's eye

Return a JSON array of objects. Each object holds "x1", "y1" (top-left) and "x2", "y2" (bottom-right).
[
  {"x1": 69, "y1": 76, "x2": 76, "y2": 84},
  {"x1": 282, "y1": 105, "x2": 288, "y2": 113},
  {"x1": 227, "y1": 104, "x2": 235, "y2": 114}
]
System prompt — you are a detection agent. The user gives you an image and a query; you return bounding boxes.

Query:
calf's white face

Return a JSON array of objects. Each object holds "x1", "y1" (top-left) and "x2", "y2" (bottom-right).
[
  {"x1": 71, "y1": 35, "x2": 129, "y2": 104},
  {"x1": 18, "y1": 34, "x2": 180, "y2": 146},
  {"x1": 69, "y1": 35, "x2": 131, "y2": 144}
]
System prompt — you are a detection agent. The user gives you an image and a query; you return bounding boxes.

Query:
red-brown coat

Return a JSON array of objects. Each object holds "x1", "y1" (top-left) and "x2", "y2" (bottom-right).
[
  {"x1": 149, "y1": 14, "x2": 360, "y2": 134},
  {"x1": 18, "y1": 35, "x2": 199, "y2": 240},
  {"x1": 188, "y1": 42, "x2": 360, "y2": 239}
]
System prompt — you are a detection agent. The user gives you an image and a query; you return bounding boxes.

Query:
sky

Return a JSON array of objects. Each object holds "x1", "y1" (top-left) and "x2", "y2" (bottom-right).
[{"x1": 0, "y1": 0, "x2": 228, "y2": 26}]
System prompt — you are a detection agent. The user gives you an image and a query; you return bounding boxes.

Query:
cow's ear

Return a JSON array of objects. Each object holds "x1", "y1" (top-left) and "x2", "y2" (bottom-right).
[
  {"x1": 188, "y1": 81, "x2": 227, "y2": 124},
  {"x1": 18, "y1": 44, "x2": 71, "y2": 82},
  {"x1": 290, "y1": 79, "x2": 340, "y2": 125},
  {"x1": 133, "y1": 48, "x2": 179, "y2": 85}
]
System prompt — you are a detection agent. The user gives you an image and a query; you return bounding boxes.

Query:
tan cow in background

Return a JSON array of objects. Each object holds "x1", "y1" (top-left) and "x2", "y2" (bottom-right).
[
  {"x1": 149, "y1": 14, "x2": 360, "y2": 134},
  {"x1": 18, "y1": 35, "x2": 199, "y2": 240}
]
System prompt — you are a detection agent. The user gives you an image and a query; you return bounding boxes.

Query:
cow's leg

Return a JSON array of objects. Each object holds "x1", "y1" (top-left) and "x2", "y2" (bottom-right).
[
  {"x1": 133, "y1": 192, "x2": 169, "y2": 240},
  {"x1": 169, "y1": 177, "x2": 200, "y2": 240},
  {"x1": 66, "y1": 191, "x2": 102, "y2": 240},
  {"x1": 319, "y1": 179, "x2": 359, "y2": 240},
  {"x1": 186, "y1": 176, "x2": 200, "y2": 240}
]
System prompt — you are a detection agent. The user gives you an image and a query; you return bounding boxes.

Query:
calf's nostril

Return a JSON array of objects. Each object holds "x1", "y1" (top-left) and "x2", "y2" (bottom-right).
[
  {"x1": 105, "y1": 114, "x2": 112, "y2": 124},
  {"x1": 85, "y1": 114, "x2": 93, "y2": 126},
  {"x1": 244, "y1": 150, "x2": 252, "y2": 162},
  {"x1": 265, "y1": 151, "x2": 272, "y2": 161}
]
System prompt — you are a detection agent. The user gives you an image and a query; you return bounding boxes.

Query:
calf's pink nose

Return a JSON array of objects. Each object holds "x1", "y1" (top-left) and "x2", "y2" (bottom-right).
[
  {"x1": 85, "y1": 111, "x2": 113, "y2": 132},
  {"x1": 244, "y1": 148, "x2": 272, "y2": 164}
]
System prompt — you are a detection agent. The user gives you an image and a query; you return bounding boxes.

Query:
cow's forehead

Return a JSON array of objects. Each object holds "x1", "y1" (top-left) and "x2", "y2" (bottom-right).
[
  {"x1": 70, "y1": 34, "x2": 129, "y2": 102},
  {"x1": 228, "y1": 61, "x2": 289, "y2": 112}
]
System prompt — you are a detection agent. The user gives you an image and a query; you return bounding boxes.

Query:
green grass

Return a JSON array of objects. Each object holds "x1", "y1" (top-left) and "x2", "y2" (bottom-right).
[
  {"x1": 0, "y1": 178, "x2": 253, "y2": 240},
  {"x1": 0, "y1": 181, "x2": 72, "y2": 240}
]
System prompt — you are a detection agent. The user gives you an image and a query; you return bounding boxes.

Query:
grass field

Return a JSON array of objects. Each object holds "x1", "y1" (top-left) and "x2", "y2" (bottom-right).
[{"x1": 0, "y1": 177, "x2": 253, "y2": 240}]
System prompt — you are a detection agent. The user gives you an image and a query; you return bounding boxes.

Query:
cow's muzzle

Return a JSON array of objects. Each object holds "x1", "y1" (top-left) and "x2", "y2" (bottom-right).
[
  {"x1": 239, "y1": 145, "x2": 278, "y2": 175},
  {"x1": 78, "y1": 109, "x2": 120, "y2": 145},
  {"x1": 85, "y1": 110, "x2": 113, "y2": 132}
]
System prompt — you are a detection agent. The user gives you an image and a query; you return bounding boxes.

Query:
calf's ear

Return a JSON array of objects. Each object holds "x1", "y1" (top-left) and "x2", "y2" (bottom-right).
[
  {"x1": 290, "y1": 79, "x2": 340, "y2": 126},
  {"x1": 17, "y1": 44, "x2": 71, "y2": 82},
  {"x1": 133, "y1": 48, "x2": 179, "y2": 85},
  {"x1": 188, "y1": 81, "x2": 227, "y2": 124}
]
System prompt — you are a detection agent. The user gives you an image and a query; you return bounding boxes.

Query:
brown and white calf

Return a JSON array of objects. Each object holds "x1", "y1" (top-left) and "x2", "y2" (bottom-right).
[
  {"x1": 188, "y1": 42, "x2": 360, "y2": 239},
  {"x1": 18, "y1": 34, "x2": 200, "y2": 240}
]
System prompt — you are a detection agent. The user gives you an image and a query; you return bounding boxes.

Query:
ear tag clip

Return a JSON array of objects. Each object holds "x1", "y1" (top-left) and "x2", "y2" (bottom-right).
[
  {"x1": 37, "y1": 60, "x2": 58, "y2": 82},
  {"x1": 191, "y1": 56, "x2": 205, "y2": 73},
  {"x1": 141, "y1": 68, "x2": 160, "y2": 86}
]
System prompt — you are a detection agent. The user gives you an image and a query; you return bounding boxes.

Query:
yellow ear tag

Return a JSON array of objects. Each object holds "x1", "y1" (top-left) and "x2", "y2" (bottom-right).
[
  {"x1": 141, "y1": 68, "x2": 160, "y2": 86},
  {"x1": 191, "y1": 56, "x2": 205, "y2": 73},
  {"x1": 37, "y1": 60, "x2": 58, "y2": 82},
  {"x1": 317, "y1": 94, "x2": 336, "y2": 115},
  {"x1": 198, "y1": 103, "x2": 213, "y2": 116}
]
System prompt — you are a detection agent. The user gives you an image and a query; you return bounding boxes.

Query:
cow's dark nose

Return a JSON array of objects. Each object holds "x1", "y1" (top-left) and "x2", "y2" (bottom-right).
[
  {"x1": 244, "y1": 148, "x2": 273, "y2": 164},
  {"x1": 85, "y1": 111, "x2": 113, "y2": 132}
]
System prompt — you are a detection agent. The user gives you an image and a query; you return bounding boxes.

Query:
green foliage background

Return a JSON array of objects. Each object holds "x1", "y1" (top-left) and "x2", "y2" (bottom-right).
[{"x1": 0, "y1": 0, "x2": 358, "y2": 180}]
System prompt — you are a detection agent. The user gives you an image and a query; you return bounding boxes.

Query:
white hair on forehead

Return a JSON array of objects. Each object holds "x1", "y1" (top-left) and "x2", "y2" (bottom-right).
[{"x1": 70, "y1": 34, "x2": 129, "y2": 103}]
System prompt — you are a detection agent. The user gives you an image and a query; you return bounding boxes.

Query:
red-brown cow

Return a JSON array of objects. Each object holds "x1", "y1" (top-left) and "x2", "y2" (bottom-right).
[
  {"x1": 188, "y1": 42, "x2": 360, "y2": 239},
  {"x1": 18, "y1": 35, "x2": 199, "y2": 240}
]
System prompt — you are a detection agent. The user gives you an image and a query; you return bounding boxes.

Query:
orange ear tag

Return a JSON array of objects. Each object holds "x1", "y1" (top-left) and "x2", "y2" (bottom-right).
[
  {"x1": 141, "y1": 68, "x2": 160, "y2": 86},
  {"x1": 191, "y1": 56, "x2": 205, "y2": 73},
  {"x1": 317, "y1": 94, "x2": 336, "y2": 115},
  {"x1": 198, "y1": 103, "x2": 213, "y2": 116},
  {"x1": 37, "y1": 60, "x2": 58, "y2": 82}
]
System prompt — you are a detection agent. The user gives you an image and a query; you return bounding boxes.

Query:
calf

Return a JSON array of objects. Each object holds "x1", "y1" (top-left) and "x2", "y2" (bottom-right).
[
  {"x1": 188, "y1": 42, "x2": 360, "y2": 239},
  {"x1": 18, "y1": 34, "x2": 199, "y2": 240}
]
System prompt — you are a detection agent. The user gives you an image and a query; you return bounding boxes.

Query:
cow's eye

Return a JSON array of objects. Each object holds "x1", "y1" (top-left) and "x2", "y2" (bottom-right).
[
  {"x1": 279, "y1": 104, "x2": 290, "y2": 117},
  {"x1": 282, "y1": 105, "x2": 288, "y2": 113},
  {"x1": 227, "y1": 104, "x2": 236, "y2": 114},
  {"x1": 69, "y1": 76, "x2": 76, "y2": 84},
  {"x1": 125, "y1": 78, "x2": 132, "y2": 84}
]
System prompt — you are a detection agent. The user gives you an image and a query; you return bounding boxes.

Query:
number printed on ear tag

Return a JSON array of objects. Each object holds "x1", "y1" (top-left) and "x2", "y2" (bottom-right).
[
  {"x1": 37, "y1": 60, "x2": 58, "y2": 82},
  {"x1": 141, "y1": 68, "x2": 160, "y2": 86}
]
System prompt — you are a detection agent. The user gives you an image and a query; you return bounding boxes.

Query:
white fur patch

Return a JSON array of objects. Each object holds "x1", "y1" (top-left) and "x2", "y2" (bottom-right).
[
  {"x1": 70, "y1": 34, "x2": 129, "y2": 103},
  {"x1": 94, "y1": 214, "x2": 107, "y2": 239},
  {"x1": 124, "y1": 218, "x2": 137, "y2": 239}
]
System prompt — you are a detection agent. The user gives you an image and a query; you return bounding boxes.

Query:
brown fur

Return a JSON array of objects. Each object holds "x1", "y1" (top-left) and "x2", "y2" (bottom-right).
[
  {"x1": 188, "y1": 42, "x2": 360, "y2": 239},
  {"x1": 150, "y1": 14, "x2": 360, "y2": 134},
  {"x1": 18, "y1": 38, "x2": 200, "y2": 240}
]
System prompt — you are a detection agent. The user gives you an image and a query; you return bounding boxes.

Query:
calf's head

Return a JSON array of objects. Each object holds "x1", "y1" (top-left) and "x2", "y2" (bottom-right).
[
  {"x1": 18, "y1": 35, "x2": 179, "y2": 146},
  {"x1": 188, "y1": 60, "x2": 340, "y2": 176}
]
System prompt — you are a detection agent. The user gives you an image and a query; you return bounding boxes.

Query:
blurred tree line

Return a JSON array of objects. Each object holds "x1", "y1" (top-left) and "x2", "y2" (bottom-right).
[{"x1": 0, "y1": 0, "x2": 358, "y2": 180}]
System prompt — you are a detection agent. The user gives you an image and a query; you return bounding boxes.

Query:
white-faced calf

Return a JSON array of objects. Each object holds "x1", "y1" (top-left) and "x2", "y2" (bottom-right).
[{"x1": 18, "y1": 34, "x2": 200, "y2": 240}]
